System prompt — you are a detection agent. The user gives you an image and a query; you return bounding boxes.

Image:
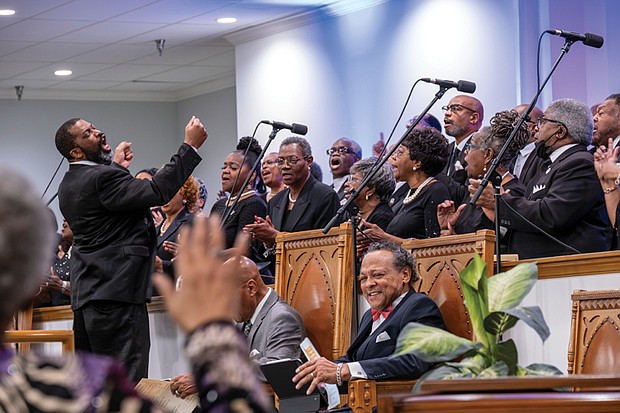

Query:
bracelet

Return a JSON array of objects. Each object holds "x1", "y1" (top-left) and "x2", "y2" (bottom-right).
[
  {"x1": 336, "y1": 363, "x2": 344, "y2": 386},
  {"x1": 604, "y1": 185, "x2": 618, "y2": 194},
  {"x1": 615, "y1": 173, "x2": 620, "y2": 187},
  {"x1": 61, "y1": 281, "x2": 68, "y2": 294}
]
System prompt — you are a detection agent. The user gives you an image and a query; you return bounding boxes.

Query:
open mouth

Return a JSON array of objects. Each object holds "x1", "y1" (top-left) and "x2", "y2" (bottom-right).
[{"x1": 100, "y1": 134, "x2": 111, "y2": 153}]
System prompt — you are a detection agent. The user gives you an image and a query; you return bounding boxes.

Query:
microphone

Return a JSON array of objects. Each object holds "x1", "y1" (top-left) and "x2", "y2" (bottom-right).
[
  {"x1": 261, "y1": 120, "x2": 308, "y2": 135},
  {"x1": 546, "y1": 29, "x2": 604, "y2": 48},
  {"x1": 421, "y1": 78, "x2": 476, "y2": 93}
]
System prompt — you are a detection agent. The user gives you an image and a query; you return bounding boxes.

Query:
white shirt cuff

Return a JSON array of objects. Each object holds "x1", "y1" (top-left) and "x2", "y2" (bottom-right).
[{"x1": 346, "y1": 362, "x2": 367, "y2": 379}]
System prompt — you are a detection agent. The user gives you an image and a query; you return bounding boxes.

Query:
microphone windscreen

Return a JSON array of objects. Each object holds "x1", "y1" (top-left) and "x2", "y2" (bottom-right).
[
  {"x1": 291, "y1": 123, "x2": 308, "y2": 135},
  {"x1": 584, "y1": 33, "x2": 604, "y2": 48},
  {"x1": 457, "y1": 80, "x2": 476, "y2": 94}
]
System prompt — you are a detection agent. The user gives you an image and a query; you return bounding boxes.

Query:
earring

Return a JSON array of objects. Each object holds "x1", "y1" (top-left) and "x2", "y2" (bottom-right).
[
  {"x1": 412, "y1": 166, "x2": 417, "y2": 171},
  {"x1": 483, "y1": 166, "x2": 487, "y2": 172},
  {"x1": 365, "y1": 194, "x2": 370, "y2": 201},
  {"x1": 182, "y1": 199, "x2": 187, "y2": 204}
]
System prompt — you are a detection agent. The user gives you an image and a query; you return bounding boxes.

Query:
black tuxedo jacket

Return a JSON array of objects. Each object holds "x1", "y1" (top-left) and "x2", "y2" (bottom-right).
[
  {"x1": 336, "y1": 289, "x2": 445, "y2": 380},
  {"x1": 268, "y1": 175, "x2": 340, "y2": 232},
  {"x1": 59, "y1": 144, "x2": 201, "y2": 310},
  {"x1": 501, "y1": 144, "x2": 610, "y2": 259},
  {"x1": 518, "y1": 150, "x2": 544, "y2": 187}
]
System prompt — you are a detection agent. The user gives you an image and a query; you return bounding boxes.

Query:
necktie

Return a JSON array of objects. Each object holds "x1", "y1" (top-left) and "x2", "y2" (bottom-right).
[
  {"x1": 371, "y1": 304, "x2": 392, "y2": 321},
  {"x1": 242, "y1": 321, "x2": 252, "y2": 336},
  {"x1": 447, "y1": 147, "x2": 459, "y2": 176}
]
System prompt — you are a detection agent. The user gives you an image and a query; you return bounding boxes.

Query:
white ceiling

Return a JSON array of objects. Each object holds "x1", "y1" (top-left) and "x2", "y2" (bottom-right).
[{"x1": 0, "y1": 0, "x2": 378, "y2": 101}]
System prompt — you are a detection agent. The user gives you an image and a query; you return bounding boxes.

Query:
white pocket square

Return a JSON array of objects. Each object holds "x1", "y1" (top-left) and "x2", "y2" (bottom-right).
[
  {"x1": 376, "y1": 331, "x2": 391, "y2": 343},
  {"x1": 249, "y1": 349, "x2": 260, "y2": 358}
]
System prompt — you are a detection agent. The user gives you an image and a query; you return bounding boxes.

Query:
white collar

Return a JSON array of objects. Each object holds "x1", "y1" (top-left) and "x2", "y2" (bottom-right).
[
  {"x1": 250, "y1": 287, "x2": 273, "y2": 326},
  {"x1": 456, "y1": 133, "x2": 475, "y2": 152},
  {"x1": 550, "y1": 143, "x2": 578, "y2": 163},
  {"x1": 331, "y1": 174, "x2": 350, "y2": 191},
  {"x1": 71, "y1": 160, "x2": 99, "y2": 166},
  {"x1": 520, "y1": 141, "x2": 536, "y2": 157}
]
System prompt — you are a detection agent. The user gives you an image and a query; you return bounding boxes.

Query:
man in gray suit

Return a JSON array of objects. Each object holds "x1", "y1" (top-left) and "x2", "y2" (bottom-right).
[{"x1": 170, "y1": 256, "x2": 305, "y2": 397}]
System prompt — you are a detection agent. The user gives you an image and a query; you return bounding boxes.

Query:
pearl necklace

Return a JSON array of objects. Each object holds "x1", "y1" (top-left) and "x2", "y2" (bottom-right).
[
  {"x1": 228, "y1": 189, "x2": 255, "y2": 203},
  {"x1": 288, "y1": 190, "x2": 297, "y2": 203},
  {"x1": 403, "y1": 176, "x2": 434, "y2": 205},
  {"x1": 159, "y1": 218, "x2": 168, "y2": 236}
]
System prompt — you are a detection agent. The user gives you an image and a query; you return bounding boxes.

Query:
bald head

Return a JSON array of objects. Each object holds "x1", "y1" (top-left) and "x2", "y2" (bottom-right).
[
  {"x1": 233, "y1": 256, "x2": 269, "y2": 322},
  {"x1": 513, "y1": 104, "x2": 543, "y2": 144},
  {"x1": 443, "y1": 95, "x2": 484, "y2": 142}
]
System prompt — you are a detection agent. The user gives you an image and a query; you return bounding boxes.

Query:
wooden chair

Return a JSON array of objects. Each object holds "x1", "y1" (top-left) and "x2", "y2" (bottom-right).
[
  {"x1": 346, "y1": 230, "x2": 495, "y2": 413},
  {"x1": 275, "y1": 222, "x2": 355, "y2": 361},
  {"x1": 568, "y1": 289, "x2": 620, "y2": 375}
]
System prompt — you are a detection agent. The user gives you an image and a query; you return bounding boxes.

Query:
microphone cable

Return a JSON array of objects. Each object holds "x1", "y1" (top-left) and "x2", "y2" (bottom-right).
[
  {"x1": 499, "y1": 194, "x2": 581, "y2": 254},
  {"x1": 41, "y1": 156, "x2": 66, "y2": 204},
  {"x1": 374, "y1": 79, "x2": 423, "y2": 161},
  {"x1": 220, "y1": 122, "x2": 261, "y2": 226}
]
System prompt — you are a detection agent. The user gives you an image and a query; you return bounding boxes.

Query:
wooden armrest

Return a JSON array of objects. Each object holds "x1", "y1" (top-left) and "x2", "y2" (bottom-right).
[
  {"x1": 4, "y1": 329, "x2": 74, "y2": 353},
  {"x1": 347, "y1": 379, "x2": 417, "y2": 413}
]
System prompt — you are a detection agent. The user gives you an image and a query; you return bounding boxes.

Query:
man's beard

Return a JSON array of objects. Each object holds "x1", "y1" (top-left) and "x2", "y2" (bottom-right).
[{"x1": 83, "y1": 142, "x2": 112, "y2": 165}]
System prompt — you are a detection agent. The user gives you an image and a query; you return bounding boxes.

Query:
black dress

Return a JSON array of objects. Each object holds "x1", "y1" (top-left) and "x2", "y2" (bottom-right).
[
  {"x1": 386, "y1": 180, "x2": 450, "y2": 239},
  {"x1": 365, "y1": 202, "x2": 395, "y2": 231},
  {"x1": 210, "y1": 194, "x2": 269, "y2": 271}
]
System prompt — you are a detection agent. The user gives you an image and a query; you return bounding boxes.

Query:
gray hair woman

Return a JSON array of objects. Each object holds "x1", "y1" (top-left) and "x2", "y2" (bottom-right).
[{"x1": 344, "y1": 157, "x2": 396, "y2": 231}]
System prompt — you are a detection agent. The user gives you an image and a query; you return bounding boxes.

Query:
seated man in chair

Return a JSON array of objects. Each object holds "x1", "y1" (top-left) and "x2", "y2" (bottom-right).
[
  {"x1": 171, "y1": 256, "x2": 306, "y2": 397},
  {"x1": 293, "y1": 241, "x2": 445, "y2": 393}
]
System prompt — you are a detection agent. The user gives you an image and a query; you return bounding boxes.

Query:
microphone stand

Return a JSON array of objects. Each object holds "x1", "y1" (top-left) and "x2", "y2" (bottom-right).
[
  {"x1": 322, "y1": 86, "x2": 451, "y2": 330},
  {"x1": 219, "y1": 127, "x2": 280, "y2": 228},
  {"x1": 469, "y1": 37, "x2": 576, "y2": 273}
]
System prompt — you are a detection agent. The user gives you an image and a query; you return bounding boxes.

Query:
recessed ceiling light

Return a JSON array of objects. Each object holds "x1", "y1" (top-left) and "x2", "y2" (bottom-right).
[
  {"x1": 216, "y1": 17, "x2": 237, "y2": 24},
  {"x1": 0, "y1": 9, "x2": 16, "y2": 16},
  {"x1": 54, "y1": 70, "x2": 72, "y2": 76}
]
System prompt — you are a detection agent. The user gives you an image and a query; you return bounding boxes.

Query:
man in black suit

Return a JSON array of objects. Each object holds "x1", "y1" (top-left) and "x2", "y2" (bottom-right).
[
  {"x1": 470, "y1": 99, "x2": 610, "y2": 259},
  {"x1": 511, "y1": 104, "x2": 544, "y2": 186},
  {"x1": 293, "y1": 241, "x2": 444, "y2": 392},
  {"x1": 55, "y1": 116, "x2": 207, "y2": 382},
  {"x1": 327, "y1": 138, "x2": 362, "y2": 201},
  {"x1": 244, "y1": 136, "x2": 340, "y2": 246},
  {"x1": 438, "y1": 95, "x2": 484, "y2": 205}
]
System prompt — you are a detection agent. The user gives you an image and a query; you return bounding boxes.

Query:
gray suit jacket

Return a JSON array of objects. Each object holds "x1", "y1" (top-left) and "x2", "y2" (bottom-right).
[{"x1": 247, "y1": 290, "x2": 306, "y2": 366}]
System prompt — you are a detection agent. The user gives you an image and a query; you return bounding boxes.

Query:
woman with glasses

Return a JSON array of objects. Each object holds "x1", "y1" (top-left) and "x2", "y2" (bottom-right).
[
  {"x1": 210, "y1": 137, "x2": 270, "y2": 274},
  {"x1": 358, "y1": 127, "x2": 450, "y2": 245},
  {"x1": 470, "y1": 99, "x2": 611, "y2": 259},
  {"x1": 437, "y1": 110, "x2": 529, "y2": 237},
  {"x1": 344, "y1": 158, "x2": 396, "y2": 231},
  {"x1": 260, "y1": 152, "x2": 286, "y2": 203},
  {"x1": 244, "y1": 136, "x2": 340, "y2": 251}
]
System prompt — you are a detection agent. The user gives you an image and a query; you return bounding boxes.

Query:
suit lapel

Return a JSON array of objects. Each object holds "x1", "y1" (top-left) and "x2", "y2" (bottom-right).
[
  {"x1": 157, "y1": 209, "x2": 189, "y2": 248},
  {"x1": 270, "y1": 193, "x2": 287, "y2": 230},
  {"x1": 248, "y1": 291, "x2": 279, "y2": 347},
  {"x1": 351, "y1": 289, "x2": 414, "y2": 360},
  {"x1": 282, "y1": 176, "x2": 316, "y2": 231}
]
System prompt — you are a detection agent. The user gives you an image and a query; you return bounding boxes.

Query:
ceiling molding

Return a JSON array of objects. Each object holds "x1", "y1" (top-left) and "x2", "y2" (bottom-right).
[
  {"x1": 0, "y1": 73, "x2": 236, "y2": 102},
  {"x1": 223, "y1": 9, "x2": 327, "y2": 46}
]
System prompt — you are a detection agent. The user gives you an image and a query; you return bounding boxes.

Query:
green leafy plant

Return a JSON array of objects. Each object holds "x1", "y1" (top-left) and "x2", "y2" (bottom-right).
[{"x1": 394, "y1": 255, "x2": 561, "y2": 387}]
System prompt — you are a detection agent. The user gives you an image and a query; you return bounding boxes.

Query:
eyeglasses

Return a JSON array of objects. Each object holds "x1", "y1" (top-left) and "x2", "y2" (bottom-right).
[
  {"x1": 277, "y1": 156, "x2": 305, "y2": 166},
  {"x1": 262, "y1": 160, "x2": 278, "y2": 166},
  {"x1": 537, "y1": 117, "x2": 567, "y2": 130},
  {"x1": 442, "y1": 104, "x2": 477, "y2": 114},
  {"x1": 464, "y1": 141, "x2": 485, "y2": 153},
  {"x1": 326, "y1": 146, "x2": 354, "y2": 156}
]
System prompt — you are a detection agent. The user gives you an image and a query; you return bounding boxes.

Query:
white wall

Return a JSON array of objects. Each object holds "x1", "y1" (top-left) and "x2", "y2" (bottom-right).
[
  {"x1": 176, "y1": 86, "x2": 237, "y2": 212},
  {"x1": 0, "y1": 88, "x2": 237, "y2": 227},
  {"x1": 236, "y1": 0, "x2": 521, "y2": 182},
  {"x1": 235, "y1": 0, "x2": 620, "y2": 182}
]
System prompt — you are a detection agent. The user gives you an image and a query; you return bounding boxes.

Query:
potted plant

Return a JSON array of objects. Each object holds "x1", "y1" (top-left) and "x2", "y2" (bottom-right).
[{"x1": 394, "y1": 254, "x2": 561, "y2": 387}]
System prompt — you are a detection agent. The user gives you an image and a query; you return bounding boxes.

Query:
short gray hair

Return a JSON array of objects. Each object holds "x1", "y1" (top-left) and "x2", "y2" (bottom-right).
[
  {"x1": 365, "y1": 241, "x2": 419, "y2": 285},
  {"x1": 281, "y1": 136, "x2": 312, "y2": 157},
  {"x1": 350, "y1": 158, "x2": 395, "y2": 203},
  {"x1": 546, "y1": 98, "x2": 593, "y2": 146},
  {"x1": 0, "y1": 168, "x2": 54, "y2": 322}
]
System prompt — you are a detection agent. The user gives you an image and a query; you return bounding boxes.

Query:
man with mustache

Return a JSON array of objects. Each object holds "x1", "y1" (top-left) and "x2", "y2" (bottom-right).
[
  {"x1": 55, "y1": 116, "x2": 207, "y2": 382},
  {"x1": 327, "y1": 138, "x2": 362, "y2": 201}
]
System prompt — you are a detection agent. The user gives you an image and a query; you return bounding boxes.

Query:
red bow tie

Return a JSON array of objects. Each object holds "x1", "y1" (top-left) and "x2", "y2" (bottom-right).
[{"x1": 371, "y1": 305, "x2": 392, "y2": 321}]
